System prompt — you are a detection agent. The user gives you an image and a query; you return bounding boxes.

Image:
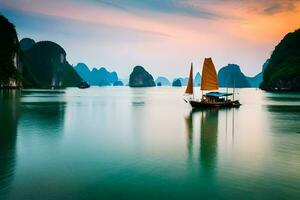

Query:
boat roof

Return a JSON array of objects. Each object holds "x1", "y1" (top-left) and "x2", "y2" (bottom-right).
[{"x1": 204, "y1": 92, "x2": 233, "y2": 97}]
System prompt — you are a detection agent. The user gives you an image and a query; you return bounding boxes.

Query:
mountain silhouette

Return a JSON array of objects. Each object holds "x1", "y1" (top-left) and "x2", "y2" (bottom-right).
[
  {"x1": 22, "y1": 41, "x2": 82, "y2": 88},
  {"x1": 74, "y1": 63, "x2": 118, "y2": 86},
  {"x1": 218, "y1": 64, "x2": 251, "y2": 88},
  {"x1": 20, "y1": 38, "x2": 35, "y2": 51}
]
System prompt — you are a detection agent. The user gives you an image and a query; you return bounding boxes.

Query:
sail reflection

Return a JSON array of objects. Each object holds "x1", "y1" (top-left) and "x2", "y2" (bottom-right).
[
  {"x1": 184, "y1": 112, "x2": 194, "y2": 163},
  {"x1": 199, "y1": 109, "x2": 218, "y2": 172}
]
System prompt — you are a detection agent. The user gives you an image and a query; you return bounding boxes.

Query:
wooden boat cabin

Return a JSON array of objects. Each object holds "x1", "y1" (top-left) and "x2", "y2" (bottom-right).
[{"x1": 202, "y1": 92, "x2": 233, "y2": 103}]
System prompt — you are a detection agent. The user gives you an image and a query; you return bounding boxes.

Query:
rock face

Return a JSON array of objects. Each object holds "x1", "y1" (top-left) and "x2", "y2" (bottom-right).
[
  {"x1": 155, "y1": 76, "x2": 171, "y2": 86},
  {"x1": 23, "y1": 41, "x2": 82, "y2": 88},
  {"x1": 74, "y1": 63, "x2": 118, "y2": 86},
  {"x1": 0, "y1": 15, "x2": 22, "y2": 88},
  {"x1": 194, "y1": 72, "x2": 201, "y2": 86},
  {"x1": 20, "y1": 38, "x2": 35, "y2": 51},
  {"x1": 129, "y1": 66, "x2": 155, "y2": 87},
  {"x1": 172, "y1": 79, "x2": 182, "y2": 87},
  {"x1": 261, "y1": 29, "x2": 300, "y2": 91},
  {"x1": 218, "y1": 64, "x2": 251, "y2": 88}
]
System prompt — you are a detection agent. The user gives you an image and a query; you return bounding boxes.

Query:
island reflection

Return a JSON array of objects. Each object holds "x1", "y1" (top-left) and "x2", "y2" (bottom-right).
[{"x1": 0, "y1": 90, "x2": 20, "y2": 199}]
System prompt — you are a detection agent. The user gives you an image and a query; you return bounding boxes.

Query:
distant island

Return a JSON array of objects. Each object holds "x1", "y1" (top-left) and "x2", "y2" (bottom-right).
[
  {"x1": 74, "y1": 63, "x2": 119, "y2": 86},
  {"x1": 194, "y1": 72, "x2": 201, "y2": 86},
  {"x1": 260, "y1": 29, "x2": 300, "y2": 91},
  {"x1": 247, "y1": 60, "x2": 269, "y2": 88},
  {"x1": 172, "y1": 77, "x2": 188, "y2": 86},
  {"x1": 218, "y1": 64, "x2": 251, "y2": 88},
  {"x1": 113, "y1": 80, "x2": 124, "y2": 86},
  {"x1": 172, "y1": 79, "x2": 182, "y2": 87},
  {"x1": 155, "y1": 76, "x2": 171, "y2": 86},
  {"x1": 171, "y1": 65, "x2": 263, "y2": 88},
  {"x1": 217, "y1": 63, "x2": 268, "y2": 88},
  {"x1": 129, "y1": 66, "x2": 155, "y2": 87}
]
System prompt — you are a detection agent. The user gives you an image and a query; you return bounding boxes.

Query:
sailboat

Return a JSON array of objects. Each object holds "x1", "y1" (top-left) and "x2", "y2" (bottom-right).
[{"x1": 185, "y1": 58, "x2": 241, "y2": 108}]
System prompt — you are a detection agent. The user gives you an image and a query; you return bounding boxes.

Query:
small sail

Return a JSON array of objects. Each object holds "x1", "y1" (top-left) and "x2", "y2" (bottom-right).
[
  {"x1": 185, "y1": 63, "x2": 194, "y2": 94},
  {"x1": 201, "y1": 58, "x2": 219, "y2": 91}
]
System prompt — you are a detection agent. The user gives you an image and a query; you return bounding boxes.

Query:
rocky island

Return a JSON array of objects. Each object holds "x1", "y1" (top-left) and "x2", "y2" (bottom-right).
[
  {"x1": 22, "y1": 40, "x2": 82, "y2": 88},
  {"x1": 0, "y1": 15, "x2": 22, "y2": 88},
  {"x1": 113, "y1": 80, "x2": 124, "y2": 86},
  {"x1": 218, "y1": 64, "x2": 251, "y2": 88},
  {"x1": 155, "y1": 76, "x2": 171, "y2": 86},
  {"x1": 129, "y1": 66, "x2": 155, "y2": 87},
  {"x1": 172, "y1": 79, "x2": 182, "y2": 87},
  {"x1": 74, "y1": 63, "x2": 119, "y2": 86},
  {"x1": 194, "y1": 72, "x2": 201, "y2": 86},
  {"x1": 260, "y1": 29, "x2": 300, "y2": 91}
]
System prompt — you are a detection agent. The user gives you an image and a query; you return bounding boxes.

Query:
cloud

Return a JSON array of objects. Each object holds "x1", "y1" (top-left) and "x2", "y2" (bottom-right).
[
  {"x1": 263, "y1": 2, "x2": 283, "y2": 14},
  {"x1": 0, "y1": 0, "x2": 177, "y2": 39},
  {"x1": 216, "y1": 0, "x2": 299, "y2": 15},
  {"x1": 90, "y1": 0, "x2": 222, "y2": 19},
  {"x1": 261, "y1": 0, "x2": 298, "y2": 14}
]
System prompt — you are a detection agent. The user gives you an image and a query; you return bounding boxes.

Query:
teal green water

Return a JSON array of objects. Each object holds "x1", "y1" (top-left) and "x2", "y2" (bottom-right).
[{"x1": 0, "y1": 87, "x2": 299, "y2": 200}]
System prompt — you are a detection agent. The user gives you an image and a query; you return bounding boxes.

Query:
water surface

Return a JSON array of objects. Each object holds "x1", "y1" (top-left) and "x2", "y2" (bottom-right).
[{"x1": 0, "y1": 87, "x2": 299, "y2": 199}]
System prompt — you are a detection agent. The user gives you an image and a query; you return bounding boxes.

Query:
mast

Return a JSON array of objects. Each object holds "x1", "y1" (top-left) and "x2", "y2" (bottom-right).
[
  {"x1": 232, "y1": 108, "x2": 235, "y2": 146},
  {"x1": 233, "y1": 79, "x2": 235, "y2": 101},
  {"x1": 226, "y1": 87, "x2": 228, "y2": 101}
]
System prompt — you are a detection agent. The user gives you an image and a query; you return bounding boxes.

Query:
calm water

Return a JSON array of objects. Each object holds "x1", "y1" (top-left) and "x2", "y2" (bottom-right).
[{"x1": 0, "y1": 87, "x2": 299, "y2": 200}]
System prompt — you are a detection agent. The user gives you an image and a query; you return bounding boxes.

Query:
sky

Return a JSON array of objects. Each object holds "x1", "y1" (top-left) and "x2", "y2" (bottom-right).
[{"x1": 1, "y1": 0, "x2": 300, "y2": 79}]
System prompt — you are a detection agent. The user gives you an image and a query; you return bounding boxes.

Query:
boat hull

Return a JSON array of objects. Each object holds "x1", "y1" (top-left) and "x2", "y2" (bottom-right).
[
  {"x1": 78, "y1": 85, "x2": 90, "y2": 89},
  {"x1": 189, "y1": 100, "x2": 241, "y2": 108}
]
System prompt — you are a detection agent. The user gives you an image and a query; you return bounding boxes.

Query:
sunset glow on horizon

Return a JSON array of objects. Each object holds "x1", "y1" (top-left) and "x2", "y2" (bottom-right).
[{"x1": 1, "y1": 0, "x2": 300, "y2": 79}]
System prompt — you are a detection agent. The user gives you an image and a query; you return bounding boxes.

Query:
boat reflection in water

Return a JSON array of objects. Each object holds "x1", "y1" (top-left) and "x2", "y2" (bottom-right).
[
  {"x1": 184, "y1": 108, "x2": 236, "y2": 178},
  {"x1": 199, "y1": 109, "x2": 219, "y2": 173},
  {"x1": 184, "y1": 111, "x2": 194, "y2": 164}
]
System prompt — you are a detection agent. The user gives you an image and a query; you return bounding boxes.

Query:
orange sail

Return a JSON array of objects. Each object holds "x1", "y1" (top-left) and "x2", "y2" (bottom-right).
[
  {"x1": 185, "y1": 63, "x2": 194, "y2": 94},
  {"x1": 200, "y1": 58, "x2": 219, "y2": 91}
]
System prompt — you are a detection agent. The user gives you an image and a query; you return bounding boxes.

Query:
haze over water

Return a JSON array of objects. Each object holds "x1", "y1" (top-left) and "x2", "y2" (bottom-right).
[{"x1": 0, "y1": 88, "x2": 300, "y2": 200}]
